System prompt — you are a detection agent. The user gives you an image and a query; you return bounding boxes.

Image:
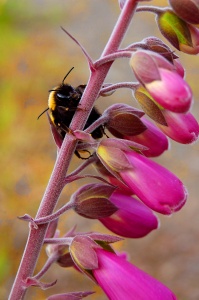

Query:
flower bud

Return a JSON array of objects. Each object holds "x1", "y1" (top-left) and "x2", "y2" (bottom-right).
[
  {"x1": 157, "y1": 110, "x2": 199, "y2": 144},
  {"x1": 70, "y1": 236, "x2": 100, "y2": 271},
  {"x1": 157, "y1": 9, "x2": 199, "y2": 54},
  {"x1": 125, "y1": 117, "x2": 169, "y2": 157},
  {"x1": 99, "y1": 191, "x2": 159, "y2": 238},
  {"x1": 142, "y1": 36, "x2": 178, "y2": 62},
  {"x1": 181, "y1": 24, "x2": 199, "y2": 54},
  {"x1": 139, "y1": 37, "x2": 185, "y2": 76},
  {"x1": 145, "y1": 68, "x2": 192, "y2": 113},
  {"x1": 169, "y1": 0, "x2": 199, "y2": 26},
  {"x1": 69, "y1": 234, "x2": 121, "y2": 278},
  {"x1": 71, "y1": 184, "x2": 118, "y2": 219},
  {"x1": 104, "y1": 103, "x2": 146, "y2": 137},
  {"x1": 131, "y1": 51, "x2": 192, "y2": 113}
]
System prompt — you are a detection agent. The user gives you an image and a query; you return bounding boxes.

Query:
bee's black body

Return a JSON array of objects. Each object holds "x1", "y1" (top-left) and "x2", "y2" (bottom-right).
[{"x1": 48, "y1": 83, "x2": 104, "y2": 140}]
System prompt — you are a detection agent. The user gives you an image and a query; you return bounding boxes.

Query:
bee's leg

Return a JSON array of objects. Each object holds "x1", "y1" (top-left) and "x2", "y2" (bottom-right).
[{"x1": 57, "y1": 122, "x2": 73, "y2": 135}]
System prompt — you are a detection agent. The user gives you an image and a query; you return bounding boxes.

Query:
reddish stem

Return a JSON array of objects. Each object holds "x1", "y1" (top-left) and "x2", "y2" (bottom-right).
[{"x1": 8, "y1": 1, "x2": 138, "y2": 299}]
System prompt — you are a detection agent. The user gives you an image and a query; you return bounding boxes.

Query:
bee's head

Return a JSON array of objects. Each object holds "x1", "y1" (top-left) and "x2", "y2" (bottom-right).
[{"x1": 38, "y1": 67, "x2": 75, "y2": 119}]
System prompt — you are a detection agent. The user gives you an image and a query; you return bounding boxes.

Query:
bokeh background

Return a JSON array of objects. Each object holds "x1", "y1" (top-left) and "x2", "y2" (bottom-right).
[{"x1": 0, "y1": 0, "x2": 199, "y2": 299}]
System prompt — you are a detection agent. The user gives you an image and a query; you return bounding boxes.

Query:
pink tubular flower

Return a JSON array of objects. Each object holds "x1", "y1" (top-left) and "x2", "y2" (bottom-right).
[
  {"x1": 145, "y1": 68, "x2": 192, "y2": 113},
  {"x1": 157, "y1": 110, "x2": 199, "y2": 144},
  {"x1": 99, "y1": 191, "x2": 159, "y2": 238},
  {"x1": 125, "y1": 117, "x2": 169, "y2": 157},
  {"x1": 93, "y1": 249, "x2": 177, "y2": 300},
  {"x1": 96, "y1": 139, "x2": 187, "y2": 215},
  {"x1": 130, "y1": 51, "x2": 193, "y2": 113},
  {"x1": 119, "y1": 151, "x2": 187, "y2": 215}
]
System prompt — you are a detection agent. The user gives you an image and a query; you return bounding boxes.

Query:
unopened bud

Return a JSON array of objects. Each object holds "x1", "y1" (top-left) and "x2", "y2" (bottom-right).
[{"x1": 71, "y1": 184, "x2": 118, "y2": 219}]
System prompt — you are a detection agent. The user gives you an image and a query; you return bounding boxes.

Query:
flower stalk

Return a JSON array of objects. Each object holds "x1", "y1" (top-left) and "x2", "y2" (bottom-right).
[{"x1": 8, "y1": 1, "x2": 139, "y2": 299}]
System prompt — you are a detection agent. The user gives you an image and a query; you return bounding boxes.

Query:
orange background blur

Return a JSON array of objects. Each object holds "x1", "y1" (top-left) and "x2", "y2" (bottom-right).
[{"x1": 0, "y1": 1, "x2": 199, "y2": 299}]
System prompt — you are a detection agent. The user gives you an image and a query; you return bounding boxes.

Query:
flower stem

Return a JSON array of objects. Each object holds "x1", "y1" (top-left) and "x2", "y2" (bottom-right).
[{"x1": 8, "y1": 1, "x2": 138, "y2": 299}]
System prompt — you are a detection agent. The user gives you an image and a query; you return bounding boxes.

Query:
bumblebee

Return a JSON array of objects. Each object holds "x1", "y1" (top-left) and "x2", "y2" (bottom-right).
[{"x1": 38, "y1": 68, "x2": 104, "y2": 157}]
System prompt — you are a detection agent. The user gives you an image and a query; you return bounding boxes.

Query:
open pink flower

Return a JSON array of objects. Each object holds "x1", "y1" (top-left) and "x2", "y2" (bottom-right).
[
  {"x1": 99, "y1": 191, "x2": 159, "y2": 238},
  {"x1": 93, "y1": 249, "x2": 177, "y2": 300}
]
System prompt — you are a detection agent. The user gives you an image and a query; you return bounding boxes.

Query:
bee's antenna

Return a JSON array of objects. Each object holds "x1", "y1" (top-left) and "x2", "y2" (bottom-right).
[
  {"x1": 62, "y1": 67, "x2": 74, "y2": 85},
  {"x1": 37, "y1": 108, "x2": 49, "y2": 120}
]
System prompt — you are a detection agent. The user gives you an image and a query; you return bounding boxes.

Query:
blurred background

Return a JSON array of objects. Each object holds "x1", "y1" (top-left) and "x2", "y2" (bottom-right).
[{"x1": 0, "y1": 0, "x2": 199, "y2": 299}]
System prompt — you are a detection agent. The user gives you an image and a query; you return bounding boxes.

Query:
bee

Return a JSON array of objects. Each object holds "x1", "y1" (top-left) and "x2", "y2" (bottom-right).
[{"x1": 38, "y1": 68, "x2": 104, "y2": 158}]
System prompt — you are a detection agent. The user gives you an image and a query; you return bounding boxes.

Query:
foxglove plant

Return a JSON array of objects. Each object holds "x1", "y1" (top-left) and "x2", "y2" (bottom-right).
[{"x1": 9, "y1": 1, "x2": 199, "y2": 299}]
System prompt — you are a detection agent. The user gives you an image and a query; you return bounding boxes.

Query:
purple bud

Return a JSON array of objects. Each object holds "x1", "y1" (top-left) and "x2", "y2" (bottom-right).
[
  {"x1": 71, "y1": 184, "x2": 118, "y2": 219},
  {"x1": 70, "y1": 236, "x2": 100, "y2": 271},
  {"x1": 142, "y1": 36, "x2": 178, "y2": 62},
  {"x1": 181, "y1": 24, "x2": 199, "y2": 54},
  {"x1": 104, "y1": 103, "x2": 146, "y2": 136},
  {"x1": 169, "y1": 0, "x2": 199, "y2": 25},
  {"x1": 157, "y1": 9, "x2": 199, "y2": 54}
]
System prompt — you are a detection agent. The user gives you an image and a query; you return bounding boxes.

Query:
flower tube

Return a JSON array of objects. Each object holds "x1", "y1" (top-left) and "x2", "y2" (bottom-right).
[
  {"x1": 93, "y1": 249, "x2": 177, "y2": 300},
  {"x1": 157, "y1": 110, "x2": 199, "y2": 144},
  {"x1": 119, "y1": 151, "x2": 187, "y2": 215},
  {"x1": 99, "y1": 191, "x2": 159, "y2": 238},
  {"x1": 97, "y1": 139, "x2": 187, "y2": 215},
  {"x1": 124, "y1": 117, "x2": 169, "y2": 157}
]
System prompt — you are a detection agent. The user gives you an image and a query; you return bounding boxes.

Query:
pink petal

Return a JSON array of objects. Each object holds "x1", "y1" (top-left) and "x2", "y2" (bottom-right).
[
  {"x1": 146, "y1": 69, "x2": 192, "y2": 113},
  {"x1": 120, "y1": 151, "x2": 187, "y2": 214},
  {"x1": 99, "y1": 191, "x2": 159, "y2": 238},
  {"x1": 125, "y1": 117, "x2": 169, "y2": 157},
  {"x1": 157, "y1": 110, "x2": 199, "y2": 144},
  {"x1": 94, "y1": 249, "x2": 177, "y2": 300}
]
